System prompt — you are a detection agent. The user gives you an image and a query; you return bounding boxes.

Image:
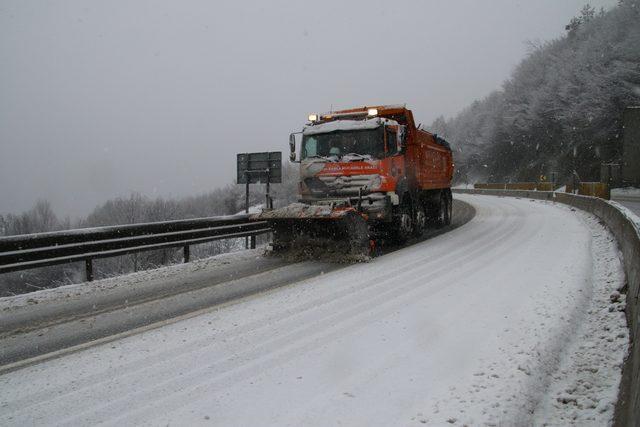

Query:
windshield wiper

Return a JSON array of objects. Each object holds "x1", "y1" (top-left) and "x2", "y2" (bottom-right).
[
  {"x1": 306, "y1": 155, "x2": 337, "y2": 162},
  {"x1": 342, "y1": 153, "x2": 371, "y2": 161}
]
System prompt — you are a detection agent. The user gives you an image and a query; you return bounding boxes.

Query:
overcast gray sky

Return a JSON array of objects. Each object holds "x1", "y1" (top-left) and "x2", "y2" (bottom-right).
[{"x1": 0, "y1": 0, "x2": 618, "y2": 217}]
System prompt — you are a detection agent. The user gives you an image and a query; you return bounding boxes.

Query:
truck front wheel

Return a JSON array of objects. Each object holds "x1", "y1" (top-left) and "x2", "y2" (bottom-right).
[{"x1": 392, "y1": 200, "x2": 413, "y2": 243}]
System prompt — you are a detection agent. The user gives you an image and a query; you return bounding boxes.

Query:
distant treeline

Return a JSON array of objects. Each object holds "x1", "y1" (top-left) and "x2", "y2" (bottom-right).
[
  {"x1": 430, "y1": 1, "x2": 640, "y2": 184},
  {"x1": 0, "y1": 165, "x2": 299, "y2": 296}
]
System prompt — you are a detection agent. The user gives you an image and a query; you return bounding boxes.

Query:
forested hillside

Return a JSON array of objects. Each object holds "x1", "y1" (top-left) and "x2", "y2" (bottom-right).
[{"x1": 430, "y1": 1, "x2": 640, "y2": 184}]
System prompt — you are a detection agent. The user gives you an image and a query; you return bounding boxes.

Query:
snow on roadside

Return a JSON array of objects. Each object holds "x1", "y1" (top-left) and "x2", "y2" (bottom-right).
[
  {"x1": 533, "y1": 207, "x2": 629, "y2": 425},
  {"x1": 610, "y1": 187, "x2": 640, "y2": 199},
  {"x1": 452, "y1": 183, "x2": 474, "y2": 189},
  {"x1": 236, "y1": 204, "x2": 265, "y2": 215},
  {"x1": 419, "y1": 199, "x2": 629, "y2": 426},
  {"x1": 0, "y1": 248, "x2": 264, "y2": 312},
  {"x1": 0, "y1": 194, "x2": 630, "y2": 426},
  {"x1": 608, "y1": 200, "x2": 640, "y2": 232}
]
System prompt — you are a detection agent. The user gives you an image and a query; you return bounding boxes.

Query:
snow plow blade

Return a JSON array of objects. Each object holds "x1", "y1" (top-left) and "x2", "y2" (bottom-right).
[{"x1": 254, "y1": 203, "x2": 370, "y2": 262}]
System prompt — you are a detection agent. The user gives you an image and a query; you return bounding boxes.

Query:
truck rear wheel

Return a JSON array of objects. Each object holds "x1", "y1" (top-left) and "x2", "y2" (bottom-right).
[
  {"x1": 413, "y1": 206, "x2": 426, "y2": 237},
  {"x1": 436, "y1": 191, "x2": 452, "y2": 227}
]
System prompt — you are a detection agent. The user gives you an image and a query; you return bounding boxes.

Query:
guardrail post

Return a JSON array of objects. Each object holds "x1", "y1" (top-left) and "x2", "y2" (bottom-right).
[
  {"x1": 245, "y1": 176, "x2": 250, "y2": 249},
  {"x1": 250, "y1": 235, "x2": 256, "y2": 249},
  {"x1": 183, "y1": 245, "x2": 190, "y2": 263},
  {"x1": 265, "y1": 168, "x2": 271, "y2": 210},
  {"x1": 85, "y1": 258, "x2": 93, "y2": 282}
]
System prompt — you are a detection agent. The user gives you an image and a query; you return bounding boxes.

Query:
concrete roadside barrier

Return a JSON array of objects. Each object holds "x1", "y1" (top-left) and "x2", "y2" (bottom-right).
[{"x1": 474, "y1": 182, "x2": 555, "y2": 191}]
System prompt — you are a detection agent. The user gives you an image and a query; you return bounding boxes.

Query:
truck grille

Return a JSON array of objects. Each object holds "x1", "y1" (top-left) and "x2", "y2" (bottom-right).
[{"x1": 316, "y1": 174, "x2": 380, "y2": 195}]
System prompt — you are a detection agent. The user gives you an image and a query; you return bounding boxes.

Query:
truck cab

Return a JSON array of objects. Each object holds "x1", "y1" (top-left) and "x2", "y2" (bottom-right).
[{"x1": 296, "y1": 115, "x2": 404, "y2": 221}]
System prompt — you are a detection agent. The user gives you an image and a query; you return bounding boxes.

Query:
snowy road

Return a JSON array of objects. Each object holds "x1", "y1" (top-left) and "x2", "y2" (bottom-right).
[
  {"x1": 0, "y1": 194, "x2": 628, "y2": 426},
  {"x1": 0, "y1": 200, "x2": 474, "y2": 367}
]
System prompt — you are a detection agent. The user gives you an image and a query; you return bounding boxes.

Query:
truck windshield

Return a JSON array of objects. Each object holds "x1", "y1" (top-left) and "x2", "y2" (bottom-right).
[{"x1": 301, "y1": 128, "x2": 385, "y2": 161}]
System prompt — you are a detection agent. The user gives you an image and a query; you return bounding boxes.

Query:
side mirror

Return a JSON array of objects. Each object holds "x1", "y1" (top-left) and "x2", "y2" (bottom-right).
[
  {"x1": 397, "y1": 125, "x2": 407, "y2": 153},
  {"x1": 289, "y1": 133, "x2": 300, "y2": 162}
]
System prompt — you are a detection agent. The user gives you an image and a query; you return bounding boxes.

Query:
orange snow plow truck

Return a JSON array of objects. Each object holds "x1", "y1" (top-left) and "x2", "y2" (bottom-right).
[{"x1": 257, "y1": 105, "x2": 454, "y2": 259}]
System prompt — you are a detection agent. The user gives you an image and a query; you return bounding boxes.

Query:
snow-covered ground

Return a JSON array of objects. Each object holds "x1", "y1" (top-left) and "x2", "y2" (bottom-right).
[
  {"x1": 533, "y1": 216, "x2": 628, "y2": 424},
  {"x1": 611, "y1": 199, "x2": 640, "y2": 219},
  {"x1": 611, "y1": 187, "x2": 640, "y2": 217},
  {"x1": 609, "y1": 200, "x2": 640, "y2": 234},
  {"x1": 0, "y1": 195, "x2": 629, "y2": 426},
  {"x1": 610, "y1": 186, "x2": 640, "y2": 199},
  {"x1": 236, "y1": 204, "x2": 265, "y2": 215},
  {"x1": 0, "y1": 249, "x2": 264, "y2": 314},
  {"x1": 452, "y1": 183, "x2": 474, "y2": 189}
]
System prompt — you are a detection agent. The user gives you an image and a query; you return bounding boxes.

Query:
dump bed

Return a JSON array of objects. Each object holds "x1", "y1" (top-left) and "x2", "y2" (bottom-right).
[{"x1": 407, "y1": 129, "x2": 454, "y2": 191}]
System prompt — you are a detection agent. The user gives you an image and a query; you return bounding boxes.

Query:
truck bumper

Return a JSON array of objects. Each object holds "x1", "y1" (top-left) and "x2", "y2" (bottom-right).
[{"x1": 299, "y1": 192, "x2": 393, "y2": 221}]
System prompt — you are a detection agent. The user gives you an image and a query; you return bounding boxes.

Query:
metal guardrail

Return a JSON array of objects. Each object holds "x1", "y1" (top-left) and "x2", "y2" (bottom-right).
[{"x1": 0, "y1": 214, "x2": 271, "y2": 281}]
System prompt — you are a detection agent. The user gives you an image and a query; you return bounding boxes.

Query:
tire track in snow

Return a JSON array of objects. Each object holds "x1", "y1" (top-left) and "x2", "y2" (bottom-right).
[
  {"x1": 99, "y1": 207, "x2": 538, "y2": 427},
  {"x1": 0, "y1": 198, "x2": 504, "y2": 414},
  {"x1": 1, "y1": 196, "x2": 611, "y2": 426},
  {"x1": 10, "y1": 198, "x2": 535, "y2": 425},
  {"x1": 2, "y1": 197, "x2": 513, "y2": 420}
]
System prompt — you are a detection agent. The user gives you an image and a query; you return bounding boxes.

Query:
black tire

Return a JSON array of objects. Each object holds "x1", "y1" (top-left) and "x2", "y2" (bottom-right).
[
  {"x1": 393, "y1": 200, "x2": 413, "y2": 243},
  {"x1": 436, "y1": 192, "x2": 449, "y2": 228},
  {"x1": 444, "y1": 191, "x2": 452, "y2": 226},
  {"x1": 413, "y1": 204, "x2": 426, "y2": 237}
]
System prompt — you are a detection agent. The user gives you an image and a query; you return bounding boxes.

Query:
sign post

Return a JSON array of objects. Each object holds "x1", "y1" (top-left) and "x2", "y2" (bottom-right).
[{"x1": 237, "y1": 151, "x2": 282, "y2": 248}]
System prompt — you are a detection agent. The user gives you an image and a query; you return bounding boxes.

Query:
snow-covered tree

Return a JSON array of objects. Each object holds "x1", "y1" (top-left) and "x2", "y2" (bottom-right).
[{"x1": 430, "y1": 1, "x2": 640, "y2": 184}]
